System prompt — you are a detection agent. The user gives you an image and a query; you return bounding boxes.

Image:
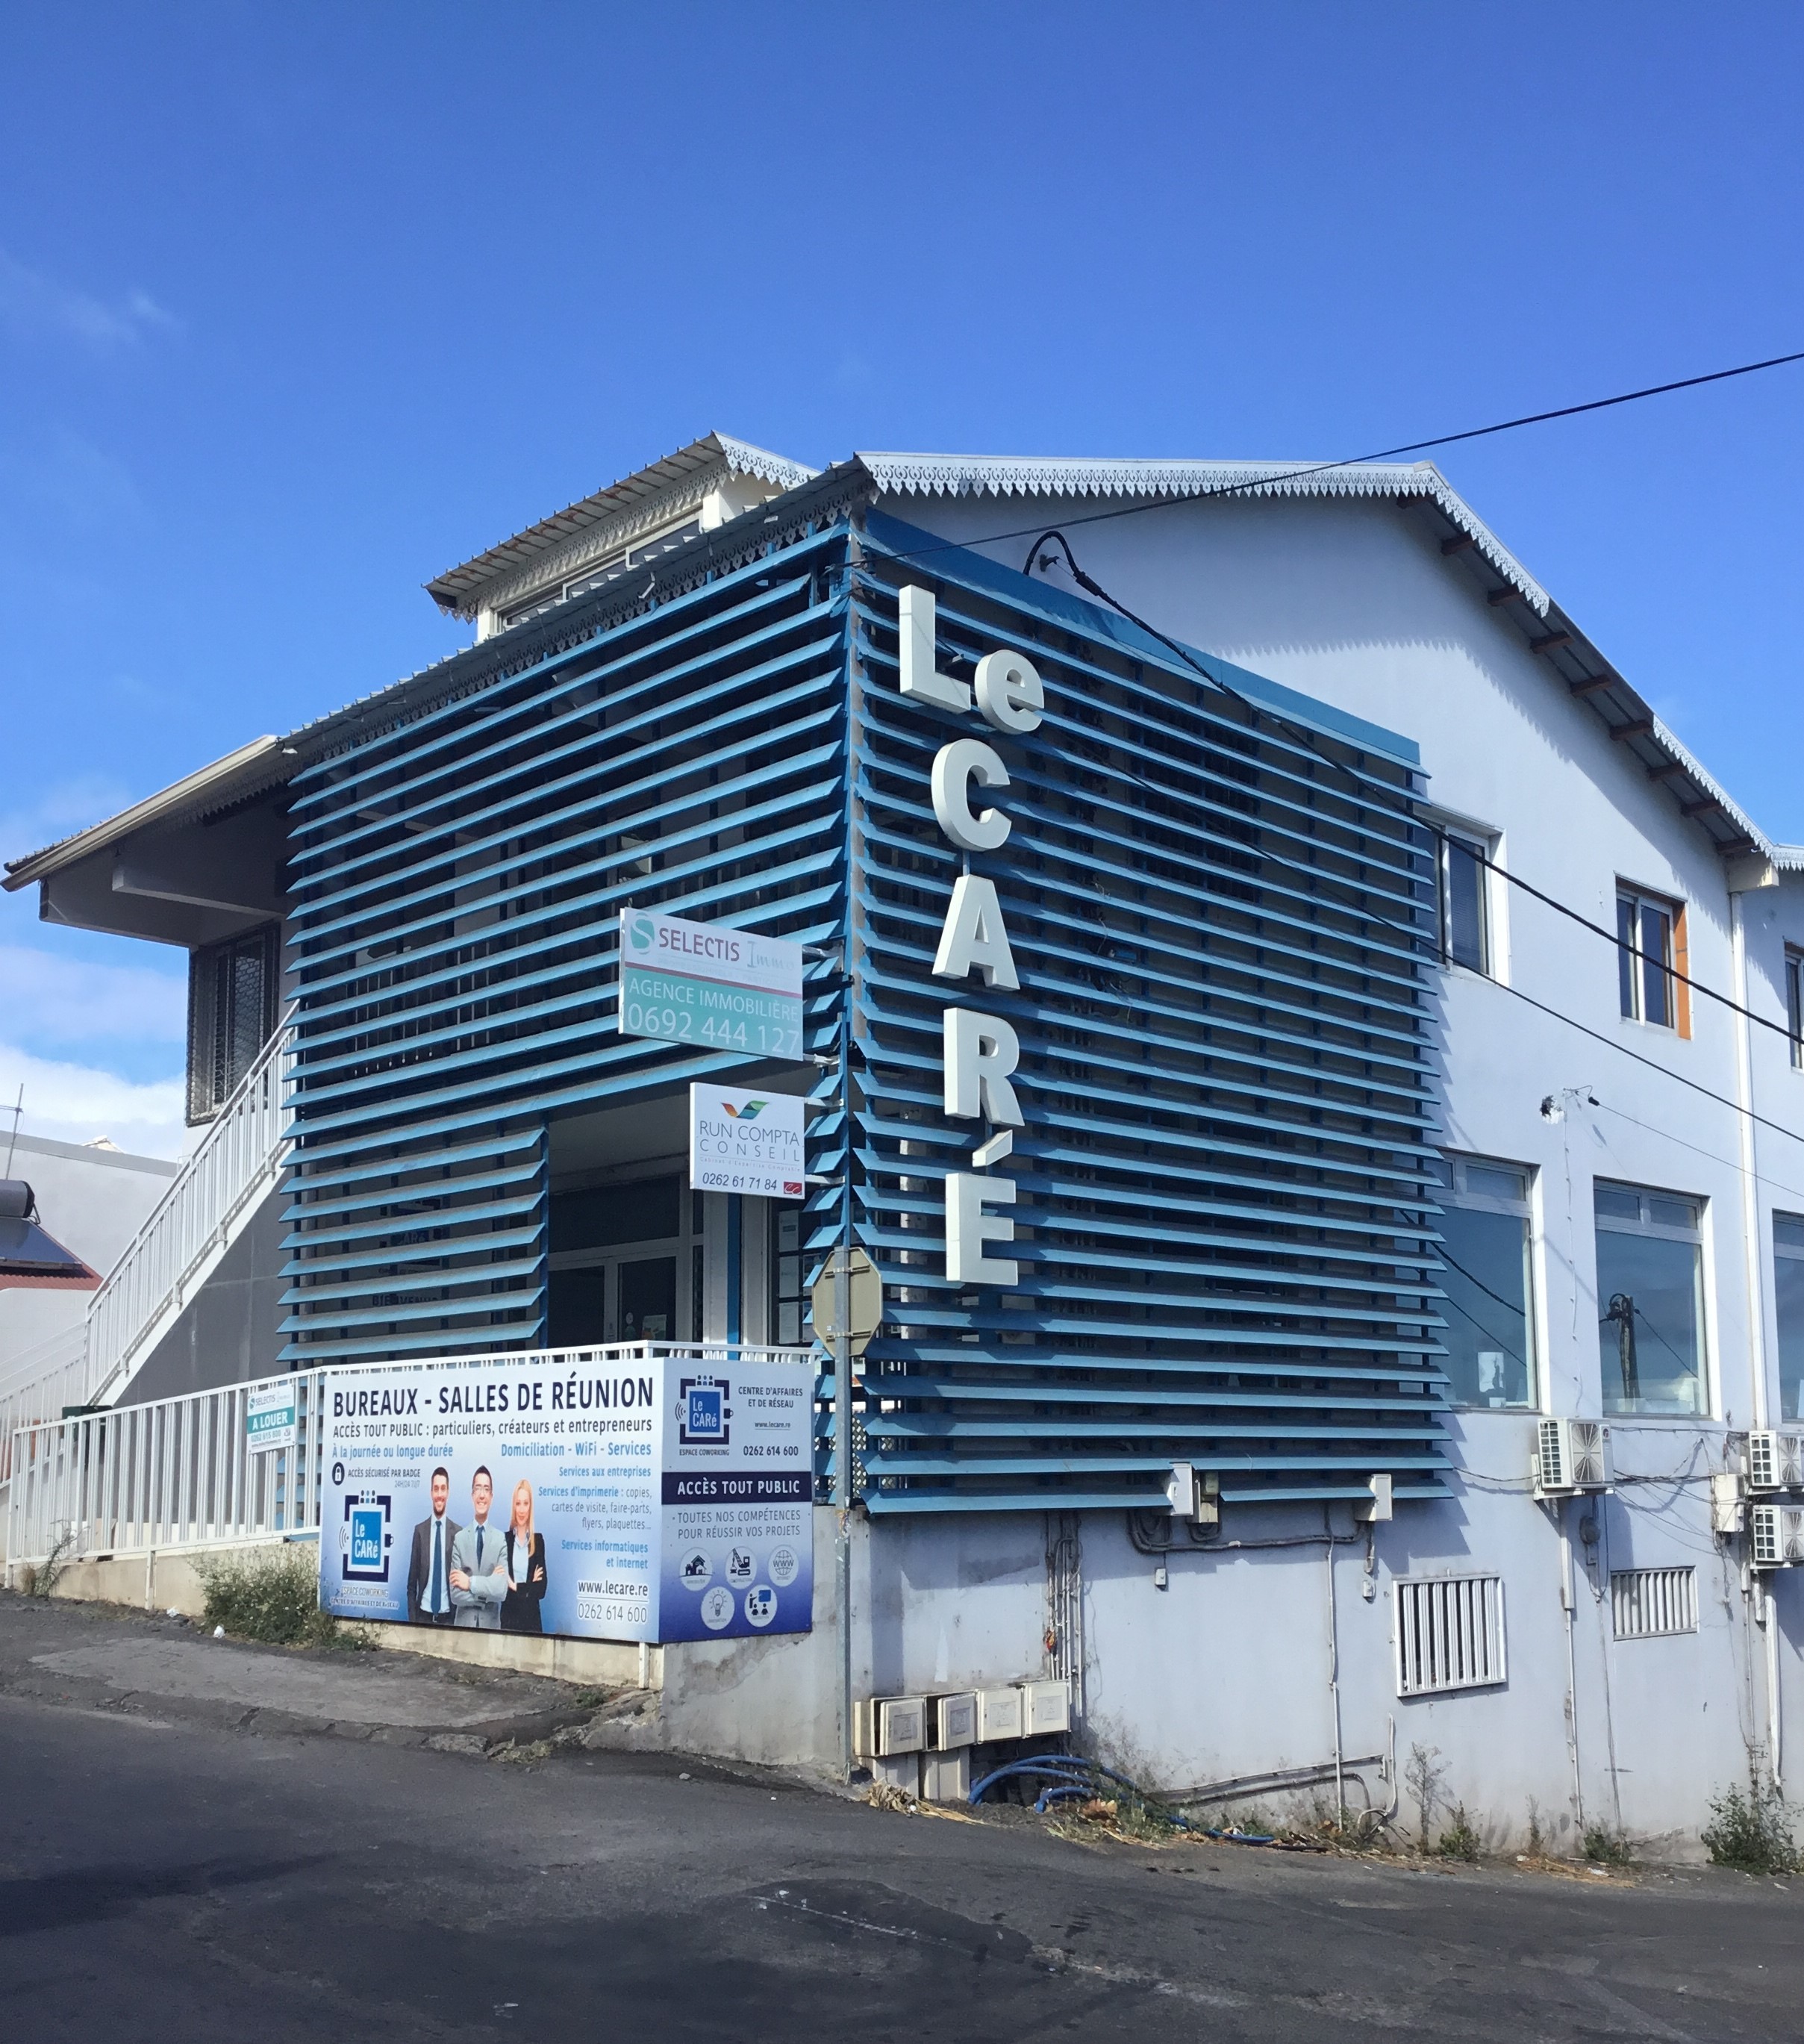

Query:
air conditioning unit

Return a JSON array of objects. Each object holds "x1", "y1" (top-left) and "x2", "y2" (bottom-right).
[
  {"x1": 1751, "y1": 1504, "x2": 1804, "y2": 1569},
  {"x1": 1748, "y1": 1430, "x2": 1804, "y2": 1492},
  {"x1": 930, "y1": 1691, "x2": 977, "y2": 1750},
  {"x1": 853, "y1": 1695, "x2": 926, "y2": 1759},
  {"x1": 974, "y1": 1685, "x2": 1024, "y2": 1742},
  {"x1": 1535, "y1": 1417, "x2": 1611, "y2": 1495},
  {"x1": 1017, "y1": 1679, "x2": 1071, "y2": 1736}
]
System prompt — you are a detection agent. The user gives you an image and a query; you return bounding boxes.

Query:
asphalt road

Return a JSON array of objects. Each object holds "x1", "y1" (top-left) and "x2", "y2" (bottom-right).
[{"x1": 2, "y1": 1601, "x2": 1800, "y2": 2042}]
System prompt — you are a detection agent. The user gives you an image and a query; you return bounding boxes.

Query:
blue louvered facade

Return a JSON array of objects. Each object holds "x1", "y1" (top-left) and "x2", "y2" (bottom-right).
[{"x1": 279, "y1": 479, "x2": 1448, "y2": 1511}]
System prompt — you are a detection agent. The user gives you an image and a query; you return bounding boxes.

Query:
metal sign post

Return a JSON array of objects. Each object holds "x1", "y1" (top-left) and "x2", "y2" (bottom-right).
[{"x1": 813, "y1": 1246, "x2": 881, "y2": 1777}]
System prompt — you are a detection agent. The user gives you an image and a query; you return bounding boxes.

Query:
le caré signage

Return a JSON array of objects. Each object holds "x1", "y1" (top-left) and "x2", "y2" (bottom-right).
[{"x1": 894, "y1": 584, "x2": 1043, "y2": 1288}]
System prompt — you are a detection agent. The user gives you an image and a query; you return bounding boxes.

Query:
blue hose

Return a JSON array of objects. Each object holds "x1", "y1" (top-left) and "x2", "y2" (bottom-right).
[{"x1": 969, "y1": 1752, "x2": 1290, "y2": 1845}]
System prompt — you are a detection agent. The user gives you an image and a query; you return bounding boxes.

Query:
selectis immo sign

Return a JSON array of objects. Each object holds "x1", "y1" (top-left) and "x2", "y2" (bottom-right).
[
  {"x1": 618, "y1": 908, "x2": 804, "y2": 1059},
  {"x1": 317, "y1": 1352, "x2": 814, "y2": 1643}
]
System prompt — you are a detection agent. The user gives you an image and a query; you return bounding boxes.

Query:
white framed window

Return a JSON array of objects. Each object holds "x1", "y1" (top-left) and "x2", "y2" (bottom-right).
[
  {"x1": 1594, "y1": 1182, "x2": 1708, "y2": 1417},
  {"x1": 1428, "y1": 1153, "x2": 1537, "y2": 1409},
  {"x1": 1773, "y1": 1212, "x2": 1804, "y2": 1424},
  {"x1": 1616, "y1": 885, "x2": 1680, "y2": 1029},
  {"x1": 1394, "y1": 1574, "x2": 1506, "y2": 1696},
  {"x1": 1787, "y1": 951, "x2": 1803, "y2": 1071},
  {"x1": 1611, "y1": 1566, "x2": 1697, "y2": 1639},
  {"x1": 1433, "y1": 827, "x2": 1494, "y2": 976}
]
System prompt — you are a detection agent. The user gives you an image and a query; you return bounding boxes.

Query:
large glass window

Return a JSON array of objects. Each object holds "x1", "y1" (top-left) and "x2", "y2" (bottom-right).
[
  {"x1": 1616, "y1": 888, "x2": 1676, "y2": 1029},
  {"x1": 771, "y1": 1204, "x2": 814, "y2": 1348},
  {"x1": 1773, "y1": 1213, "x2": 1804, "y2": 1423},
  {"x1": 1437, "y1": 832, "x2": 1491, "y2": 976},
  {"x1": 1595, "y1": 1182, "x2": 1708, "y2": 1416},
  {"x1": 1429, "y1": 1153, "x2": 1536, "y2": 1408}
]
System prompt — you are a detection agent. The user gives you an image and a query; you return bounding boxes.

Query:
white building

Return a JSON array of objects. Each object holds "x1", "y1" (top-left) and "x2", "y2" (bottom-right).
[{"x1": 7, "y1": 437, "x2": 1800, "y2": 1854}]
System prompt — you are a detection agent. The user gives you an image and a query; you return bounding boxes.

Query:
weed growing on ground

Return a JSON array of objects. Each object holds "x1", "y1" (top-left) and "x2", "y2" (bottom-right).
[
  {"x1": 194, "y1": 1545, "x2": 353, "y2": 1647},
  {"x1": 1582, "y1": 1822, "x2": 1634, "y2": 1866},
  {"x1": 1405, "y1": 1743, "x2": 1447, "y2": 1854},
  {"x1": 1702, "y1": 1779, "x2": 1802, "y2": 1874},
  {"x1": 22, "y1": 1525, "x2": 75, "y2": 1598},
  {"x1": 1438, "y1": 1803, "x2": 1480, "y2": 1862},
  {"x1": 1525, "y1": 1798, "x2": 1546, "y2": 1860}
]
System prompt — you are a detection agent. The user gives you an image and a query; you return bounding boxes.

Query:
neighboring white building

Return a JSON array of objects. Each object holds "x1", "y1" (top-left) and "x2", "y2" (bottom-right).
[
  {"x1": 0, "y1": 1132, "x2": 177, "y2": 1370},
  {"x1": 845, "y1": 453, "x2": 1804, "y2": 1851}
]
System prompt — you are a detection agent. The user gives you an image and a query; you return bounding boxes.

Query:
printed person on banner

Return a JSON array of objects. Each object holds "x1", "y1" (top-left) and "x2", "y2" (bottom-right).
[
  {"x1": 405, "y1": 1464, "x2": 461, "y2": 1626},
  {"x1": 449, "y1": 1465, "x2": 508, "y2": 1630}
]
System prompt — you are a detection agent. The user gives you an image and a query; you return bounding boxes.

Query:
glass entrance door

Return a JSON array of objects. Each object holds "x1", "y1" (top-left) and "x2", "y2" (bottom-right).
[
  {"x1": 547, "y1": 1171, "x2": 696, "y2": 1348},
  {"x1": 617, "y1": 1255, "x2": 676, "y2": 1342}
]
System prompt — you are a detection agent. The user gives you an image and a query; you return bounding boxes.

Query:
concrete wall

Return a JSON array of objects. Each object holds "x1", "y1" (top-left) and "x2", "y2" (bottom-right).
[{"x1": 119, "y1": 1186, "x2": 286, "y2": 1404}]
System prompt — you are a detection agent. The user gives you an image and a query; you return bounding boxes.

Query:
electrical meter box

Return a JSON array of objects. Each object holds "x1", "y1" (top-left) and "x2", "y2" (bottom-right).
[
  {"x1": 1017, "y1": 1680, "x2": 1071, "y2": 1736},
  {"x1": 931, "y1": 1692, "x2": 978, "y2": 1750},
  {"x1": 854, "y1": 1695, "x2": 927, "y2": 1757},
  {"x1": 973, "y1": 1686, "x2": 1024, "y2": 1742}
]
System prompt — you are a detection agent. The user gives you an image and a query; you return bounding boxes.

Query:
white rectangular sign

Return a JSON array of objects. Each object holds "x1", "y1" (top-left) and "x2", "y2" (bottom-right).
[
  {"x1": 246, "y1": 1380, "x2": 298, "y2": 1454},
  {"x1": 618, "y1": 909, "x2": 805, "y2": 1060},
  {"x1": 689, "y1": 1082, "x2": 805, "y2": 1198}
]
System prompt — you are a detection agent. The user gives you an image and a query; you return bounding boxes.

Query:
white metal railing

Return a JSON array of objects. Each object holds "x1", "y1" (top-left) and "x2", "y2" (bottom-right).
[
  {"x1": 7, "y1": 1368, "x2": 329, "y2": 1568},
  {"x1": 0, "y1": 1322, "x2": 89, "y2": 1484},
  {"x1": 81, "y1": 1022, "x2": 293, "y2": 1407},
  {"x1": 7, "y1": 1342, "x2": 812, "y2": 1571}
]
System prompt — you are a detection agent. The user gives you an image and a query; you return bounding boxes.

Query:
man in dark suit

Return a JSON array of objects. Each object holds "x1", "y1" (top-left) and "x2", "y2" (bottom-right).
[{"x1": 406, "y1": 1465, "x2": 460, "y2": 1625}]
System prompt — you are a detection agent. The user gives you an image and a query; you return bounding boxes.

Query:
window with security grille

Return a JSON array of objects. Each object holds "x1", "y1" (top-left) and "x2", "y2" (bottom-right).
[
  {"x1": 186, "y1": 923, "x2": 278, "y2": 1124},
  {"x1": 1394, "y1": 1574, "x2": 1506, "y2": 1696},
  {"x1": 1611, "y1": 1566, "x2": 1697, "y2": 1639}
]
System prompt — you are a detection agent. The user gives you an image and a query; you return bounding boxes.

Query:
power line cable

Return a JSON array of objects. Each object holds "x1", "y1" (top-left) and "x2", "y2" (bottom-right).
[
  {"x1": 876, "y1": 348, "x2": 1804, "y2": 566},
  {"x1": 1452, "y1": 841, "x2": 1794, "y2": 1045},
  {"x1": 1004, "y1": 532, "x2": 1804, "y2": 1156}
]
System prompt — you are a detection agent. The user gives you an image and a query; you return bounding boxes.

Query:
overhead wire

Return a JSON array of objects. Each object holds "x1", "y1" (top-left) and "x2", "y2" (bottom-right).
[
  {"x1": 873, "y1": 347, "x2": 1804, "y2": 567},
  {"x1": 999, "y1": 531, "x2": 1804, "y2": 1156}
]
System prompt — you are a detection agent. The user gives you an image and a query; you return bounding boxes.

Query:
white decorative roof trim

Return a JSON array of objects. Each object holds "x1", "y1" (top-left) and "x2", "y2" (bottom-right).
[
  {"x1": 857, "y1": 452, "x2": 1551, "y2": 617},
  {"x1": 1648, "y1": 716, "x2": 1772, "y2": 857},
  {"x1": 478, "y1": 470, "x2": 717, "y2": 623}
]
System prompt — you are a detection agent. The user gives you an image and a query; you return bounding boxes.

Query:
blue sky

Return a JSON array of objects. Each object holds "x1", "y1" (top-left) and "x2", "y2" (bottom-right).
[{"x1": 1, "y1": 4, "x2": 1799, "y2": 1154}]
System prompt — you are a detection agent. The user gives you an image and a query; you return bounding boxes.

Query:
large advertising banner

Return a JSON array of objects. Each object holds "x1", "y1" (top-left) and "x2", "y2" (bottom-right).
[{"x1": 317, "y1": 1350, "x2": 814, "y2": 1645}]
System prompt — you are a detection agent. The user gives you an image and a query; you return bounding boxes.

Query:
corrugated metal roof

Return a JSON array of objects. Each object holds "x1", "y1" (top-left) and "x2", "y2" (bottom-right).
[
  {"x1": 857, "y1": 452, "x2": 1552, "y2": 611},
  {"x1": 2, "y1": 735, "x2": 285, "y2": 890},
  {"x1": 422, "y1": 431, "x2": 817, "y2": 618}
]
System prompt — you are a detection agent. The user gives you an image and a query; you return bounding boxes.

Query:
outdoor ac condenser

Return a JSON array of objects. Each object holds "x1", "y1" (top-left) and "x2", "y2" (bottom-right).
[
  {"x1": 1750, "y1": 1504, "x2": 1804, "y2": 1569},
  {"x1": 1535, "y1": 1417, "x2": 1610, "y2": 1495},
  {"x1": 1747, "y1": 1430, "x2": 1804, "y2": 1493}
]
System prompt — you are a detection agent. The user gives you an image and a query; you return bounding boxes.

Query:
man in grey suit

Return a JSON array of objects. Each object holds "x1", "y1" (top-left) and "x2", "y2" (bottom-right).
[
  {"x1": 406, "y1": 1465, "x2": 460, "y2": 1626},
  {"x1": 449, "y1": 1465, "x2": 508, "y2": 1628}
]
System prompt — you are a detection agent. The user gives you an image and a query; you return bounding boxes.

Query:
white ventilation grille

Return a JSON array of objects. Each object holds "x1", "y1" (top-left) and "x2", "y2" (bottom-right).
[
  {"x1": 1611, "y1": 1566, "x2": 1698, "y2": 1639},
  {"x1": 1394, "y1": 1575, "x2": 1507, "y2": 1697}
]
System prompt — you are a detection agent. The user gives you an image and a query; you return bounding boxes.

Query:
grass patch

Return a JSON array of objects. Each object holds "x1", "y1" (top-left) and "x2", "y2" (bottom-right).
[
  {"x1": 21, "y1": 1524, "x2": 76, "y2": 1598},
  {"x1": 193, "y1": 1544, "x2": 370, "y2": 1649},
  {"x1": 1702, "y1": 1780, "x2": 1801, "y2": 1874},
  {"x1": 1437, "y1": 1803, "x2": 1481, "y2": 1862},
  {"x1": 1582, "y1": 1823, "x2": 1634, "y2": 1866}
]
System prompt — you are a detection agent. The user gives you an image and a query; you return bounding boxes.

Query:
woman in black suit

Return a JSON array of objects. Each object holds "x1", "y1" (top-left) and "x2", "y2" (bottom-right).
[{"x1": 501, "y1": 1477, "x2": 548, "y2": 1633}]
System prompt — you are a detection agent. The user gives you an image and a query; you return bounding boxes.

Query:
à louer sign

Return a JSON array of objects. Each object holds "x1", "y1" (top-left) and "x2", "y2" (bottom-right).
[
  {"x1": 618, "y1": 908, "x2": 804, "y2": 1061},
  {"x1": 316, "y1": 1352, "x2": 814, "y2": 1644}
]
